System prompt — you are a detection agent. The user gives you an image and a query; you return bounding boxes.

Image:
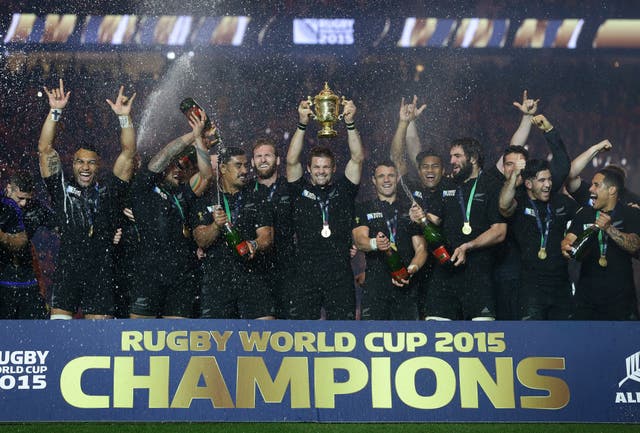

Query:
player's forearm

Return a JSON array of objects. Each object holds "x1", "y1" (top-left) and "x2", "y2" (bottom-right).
[
  {"x1": 465, "y1": 223, "x2": 507, "y2": 251},
  {"x1": 510, "y1": 114, "x2": 533, "y2": 147},
  {"x1": 498, "y1": 177, "x2": 518, "y2": 217},
  {"x1": 605, "y1": 226, "x2": 640, "y2": 255},
  {"x1": 148, "y1": 132, "x2": 192, "y2": 173},
  {"x1": 193, "y1": 223, "x2": 219, "y2": 249}
]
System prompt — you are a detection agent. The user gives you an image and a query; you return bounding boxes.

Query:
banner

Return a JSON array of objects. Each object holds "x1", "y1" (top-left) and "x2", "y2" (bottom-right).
[{"x1": 0, "y1": 320, "x2": 639, "y2": 422}]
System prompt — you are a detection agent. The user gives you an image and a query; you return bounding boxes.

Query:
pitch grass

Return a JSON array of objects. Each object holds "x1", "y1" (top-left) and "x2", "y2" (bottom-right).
[{"x1": 1, "y1": 424, "x2": 637, "y2": 433}]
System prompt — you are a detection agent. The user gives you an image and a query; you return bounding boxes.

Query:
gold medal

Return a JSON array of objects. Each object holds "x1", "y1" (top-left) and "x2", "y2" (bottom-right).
[
  {"x1": 462, "y1": 222, "x2": 472, "y2": 235},
  {"x1": 88, "y1": 225, "x2": 94, "y2": 238},
  {"x1": 182, "y1": 224, "x2": 190, "y2": 238},
  {"x1": 538, "y1": 248, "x2": 547, "y2": 260},
  {"x1": 598, "y1": 256, "x2": 608, "y2": 267}
]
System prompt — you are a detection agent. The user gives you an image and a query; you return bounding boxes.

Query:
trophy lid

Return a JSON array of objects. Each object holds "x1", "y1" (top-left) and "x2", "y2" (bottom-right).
[{"x1": 315, "y1": 82, "x2": 339, "y2": 101}]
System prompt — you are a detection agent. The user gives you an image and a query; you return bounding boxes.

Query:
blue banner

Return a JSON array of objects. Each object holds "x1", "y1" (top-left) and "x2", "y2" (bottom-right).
[{"x1": 0, "y1": 320, "x2": 639, "y2": 422}]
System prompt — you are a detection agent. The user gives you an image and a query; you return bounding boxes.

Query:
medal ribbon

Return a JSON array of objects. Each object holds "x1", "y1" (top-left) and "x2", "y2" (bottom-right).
[
  {"x1": 596, "y1": 208, "x2": 615, "y2": 259},
  {"x1": 83, "y1": 183, "x2": 100, "y2": 235},
  {"x1": 318, "y1": 198, "x2": 330, "y2": 228},
  {"x1": 457, "y1": 172, "x2": 481, "y2": 228},
  {"x1": 158, "y1": 187, "x2": 185, "y2": 223},
  {"x1": 385, "y1": 208, "x2": 398, "y2": 244},
  {"x1": 528, "y1": 198, "x2": 552, "y2": 252},
  {"x1": 254, "y1": 180, "x2": 278, "y2": 202},
  {"x1": 223, "y1": 192, "x2": 243, "y2": 224}
]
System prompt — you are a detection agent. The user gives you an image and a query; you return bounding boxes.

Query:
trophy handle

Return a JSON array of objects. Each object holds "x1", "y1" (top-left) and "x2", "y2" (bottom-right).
[{"x1": 306, "y1": 96, "x2": 317, "y2": 120}]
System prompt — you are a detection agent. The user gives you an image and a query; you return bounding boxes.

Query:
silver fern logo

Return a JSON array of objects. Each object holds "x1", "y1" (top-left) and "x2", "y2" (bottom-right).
[{"x1": 619, "y1": 351, "x2": 640, "y2": 388}]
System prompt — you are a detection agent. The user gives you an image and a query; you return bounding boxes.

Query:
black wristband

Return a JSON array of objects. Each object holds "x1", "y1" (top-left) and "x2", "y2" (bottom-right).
[
  {"x1": 297, "y1": 122, "x2": 307, "y2": 131},
  {"x1": 345, "y1": 121, "x2": 356, "y2": 130}
]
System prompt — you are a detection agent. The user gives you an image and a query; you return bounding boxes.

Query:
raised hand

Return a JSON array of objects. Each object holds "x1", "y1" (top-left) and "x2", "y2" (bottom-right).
[
  {"x1": 188, "y1": 109, "x2": 207, "y2": 139},
  {"x1": 513, "y1": 90, "x2": 539, "y2": 116},
  {"x1": 399, "y1": 95, "x2": 427, "y2": 123},
  {"x1": 106, "y1": 85, "x2": 136, "y2": 116},
  {"x1": 595, "y1": 139, "x2": 613, "y2": 153},
  {"x1": 342, "y1": 99, "x2": 357, "y2": 123},
  {"x1": 43, "y1": 78, "x2": 70, "y2": 109},
  {"x1": 512, "y1": 158, "x2": 526, "y2": 179},
  {"x1": 298, "y1": 99, "x2": 313, "y2": 125},
  {"x1": 531, "y1": 114, "x2": 554, "y2": 132}
]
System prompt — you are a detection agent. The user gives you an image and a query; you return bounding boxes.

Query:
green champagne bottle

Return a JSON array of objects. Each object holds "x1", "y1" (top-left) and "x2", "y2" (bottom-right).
[
  {"x1": 419, "y1": 218, "x2": 452, "y2": 266},
  {"x1": 568, "y1": 225, "x2": 597, "y2": 261},
  {"x1": 180, "y1": 97, "x2": 212, "y2": 131},
  {"x1": 385, "y1": 245, "x2": 410, "y2": 282},
  {"x1": 223, "y1": 222, "x2": 251, "y2": 259}
]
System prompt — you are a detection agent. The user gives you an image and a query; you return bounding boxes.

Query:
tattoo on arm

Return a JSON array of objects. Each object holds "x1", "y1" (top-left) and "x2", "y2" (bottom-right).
[
  {"x1": 607, "y1": 226, "x2": 640, "y2": 254},
  {"x1": 47, "y1": 152, "x2": 61, "y2": 174},
  {"x1": 195, "y1": 146, "x2": 209, "y2": 160},
  {"x1": 149, "y1": 137, "x2": 186, "y2": 172}
]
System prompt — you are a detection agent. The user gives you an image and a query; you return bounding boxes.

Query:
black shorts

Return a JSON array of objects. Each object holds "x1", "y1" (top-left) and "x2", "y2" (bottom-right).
[
  {"x1": 573, "y1": 290, "x2": 638, "y2": 320},
  {"x1": 51, "y1": 257, "x2": 114, "y2": 316},
  {"x1": 130, "y1": 266, "x2": 201, "y2": 318},
  {"x1": 425, "y1": 264, "x2": 496, "y2": 320},
  {"x1": 519, "y1": 278, "x2": 574, "y2": 320},
  {"x1": 200, "y1": 264, "x2": 274, "y2": 319},
  {"x1": 360, "y1": 269, "x2": 418, "y2": 321},
  {"x1": 279, "y1": 259, "x2": 355, "y2": 320}
]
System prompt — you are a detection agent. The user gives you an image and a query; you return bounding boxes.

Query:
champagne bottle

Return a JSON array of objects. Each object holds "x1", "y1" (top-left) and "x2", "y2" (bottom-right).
[
  {"x1": 180, "y1": 97, "x2": 212, "y2": 131},
  {"x1": 223, "y1": 222, "x2": 251, "y2": 259},
  {"x1": 419, "y1": 218, "x2": 453, "y2": 265},
  {"x1": 384, "y1": 246, "x2": 410, "y2": 283},
  {"x1": 568, "y1": 225, "x2": 597, "y2": 261}
]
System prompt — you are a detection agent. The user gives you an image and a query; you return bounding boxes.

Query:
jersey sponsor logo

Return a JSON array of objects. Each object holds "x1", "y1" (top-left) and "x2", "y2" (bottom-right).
[
  {"x1": 615, "y1": 350, "x2": 640, "y2": 404},
  {"x1": 153, "y1": 186, "x2": 168, "y2": 201},
  {"x1": 412, "y1": 190, "x2": 423, "y2": 199},
  {"x1": 442, "y1": 190, "x2": 456, "y2": 197},
  {"x1": 65, "y1": 185, "x2": 82, "y2": 197},
  {"x1": 366, "y1": 212, "x2": 383, "y2": 221},
  {"x1": 301, "y1": 189, "x2": 317, "y2": 200}
]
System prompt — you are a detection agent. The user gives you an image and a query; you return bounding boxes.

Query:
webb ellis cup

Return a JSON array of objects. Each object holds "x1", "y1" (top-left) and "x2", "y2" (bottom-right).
[{"x1": 307, "y1": 82, "x2": 347, "y2": 137}]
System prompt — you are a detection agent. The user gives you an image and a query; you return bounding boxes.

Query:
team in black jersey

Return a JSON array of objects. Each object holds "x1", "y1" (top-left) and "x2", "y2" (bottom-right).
[{"x1": 2, "y1": 83, "x2": 639, "y2": 321}]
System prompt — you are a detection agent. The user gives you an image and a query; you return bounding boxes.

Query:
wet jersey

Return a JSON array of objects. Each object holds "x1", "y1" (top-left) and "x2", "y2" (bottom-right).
[
  {"x1": 0, "y1": 198, "x2": 25, "y2": 271},
  {"x1": 511, "y1": 190, "x2": 579, "y2": 282},
  {"x1": 438, "y1": 174, "x2": 505, "y2": 263},
  {"x1": 253, "y1": 177, "x2": 295, "y2": 269},
  {"x1": 288, "y1": 175, "x2": 358, "y2": 264},
  {"x1": 0, "y1": 198, "x2": 55, "y2": 283},
  {"x1": 354, "y1": 196, "x2": 421, "y2": 278},
  {"x1": 192, "y1": 183, "x2": 273, "y2": 270},
  {"x1": 129, "y1": 168, "x2": 199, "y2": 276},
  {"x1": 568, "y1": 202, "x2": 640, "y2": 304},
  {"x1": 43, "y1": 171, "x2": 126, "y2": 257}
]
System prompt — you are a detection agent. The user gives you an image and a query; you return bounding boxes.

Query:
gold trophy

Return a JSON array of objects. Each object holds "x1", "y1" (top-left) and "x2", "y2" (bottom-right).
[{"x1": 307, "y1": 82, "x2": 346, "y2": 138}]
